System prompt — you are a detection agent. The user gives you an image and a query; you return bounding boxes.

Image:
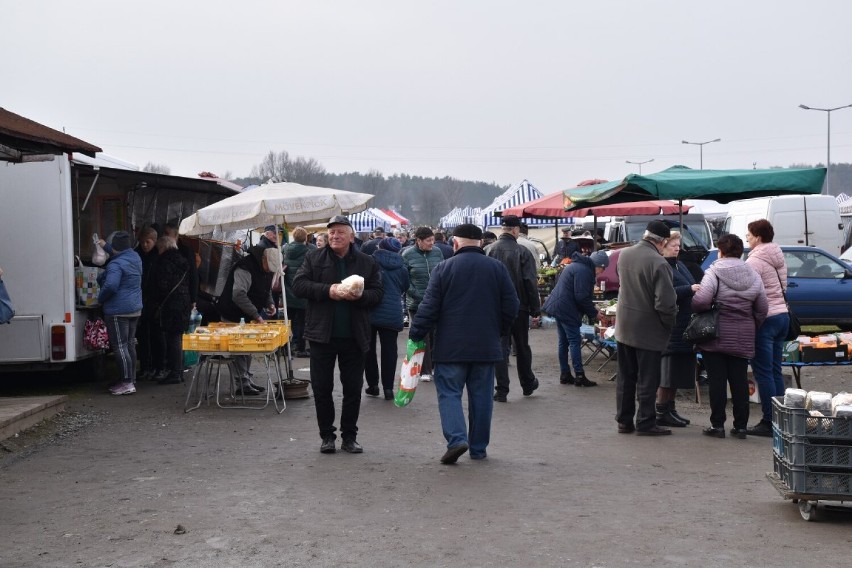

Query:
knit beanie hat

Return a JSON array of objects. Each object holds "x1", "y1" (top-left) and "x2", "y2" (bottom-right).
[
  {"x1": 378, "y1": 237, "x2": 402, "y2": 253},
  {"x1": 111, "y1": 231, "x2": 132, "y2": 252},
  {"x1": 590, "y1": 251, "x2": 610, "y2": 269}
]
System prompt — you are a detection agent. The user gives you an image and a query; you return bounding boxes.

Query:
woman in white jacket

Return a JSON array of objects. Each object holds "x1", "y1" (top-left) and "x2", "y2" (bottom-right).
[{"x1": 745, "y1": 219, "x2": 790, "y2": 437}]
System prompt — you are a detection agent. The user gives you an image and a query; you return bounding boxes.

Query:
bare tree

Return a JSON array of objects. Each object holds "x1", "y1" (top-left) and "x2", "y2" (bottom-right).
[
  {"x1": 143, "y1": 162, "x2": 171, "y2": 175},
  {"x1": 249, "y1": 150, "x2": 327, "y2": 185},
  {"x1": 439, "y1": 176, "x2": 463, "y2": 210},
  {"x1": 250, "y1": 150, "x2": 290, "y2": 182}
]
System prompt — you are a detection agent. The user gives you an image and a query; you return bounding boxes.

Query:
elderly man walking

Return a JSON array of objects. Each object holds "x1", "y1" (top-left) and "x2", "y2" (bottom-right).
[
  {"x1": 615, "y1": 220, "x2": 678, "y2": 436},
  {"x1": 410, "y1": 224, "x2": 519, "y2": 464},
  {"x1": 485, "y1": 214, "x2": 541, "y2": 401},
  {"x1": 293, "y1": 216, "x2": 383, "y2": 454}
]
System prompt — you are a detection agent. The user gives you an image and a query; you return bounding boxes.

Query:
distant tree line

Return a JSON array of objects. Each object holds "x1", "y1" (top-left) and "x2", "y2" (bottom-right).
[{"x1": 231, "y1": 150, "x2": 508, "y2": 225}]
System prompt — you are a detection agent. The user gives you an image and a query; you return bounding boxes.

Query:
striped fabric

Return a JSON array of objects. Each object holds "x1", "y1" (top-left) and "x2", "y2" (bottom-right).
[
  {"x1": 349, "y1": 208, "x2": 395, "y2": 233},
  {"x1": 479, "y1": 179, "x2": 557, "y2": 228},
  {"x1": 440, "y1": 206, "x2": 482, "y2": 229}
]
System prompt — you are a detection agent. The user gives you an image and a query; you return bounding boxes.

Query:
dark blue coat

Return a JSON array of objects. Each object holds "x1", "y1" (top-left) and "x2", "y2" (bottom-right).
[
  {"x1": 370, "y1": 249, "x2": 410, "y2": 331},
  {"x1": 541, "y1": 253, "x2": 597, "y2": 323},
  {"x1": 410, "y1": 247, "x2": 519, "y2": 363},
  {"x1": 665, "y1": 257, "x2": 698, "y2": 354}
]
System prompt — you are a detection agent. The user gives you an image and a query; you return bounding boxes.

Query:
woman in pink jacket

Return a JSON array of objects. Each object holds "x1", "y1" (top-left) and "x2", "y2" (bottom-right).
[{"x1": 745, "y1": 219, "x2": 790, "y2": 437}]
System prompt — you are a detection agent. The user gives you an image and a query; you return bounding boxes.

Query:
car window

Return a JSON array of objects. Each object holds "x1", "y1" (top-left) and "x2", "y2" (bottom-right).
[{"x1": 784, "y1": 250, "x2": 847, "y2": 279}]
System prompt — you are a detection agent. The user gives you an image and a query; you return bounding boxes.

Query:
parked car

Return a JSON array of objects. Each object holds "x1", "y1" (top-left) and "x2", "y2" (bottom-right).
[
  {"x1": 840, "y1": 246, "x2": 852, "y2": 270},
  {"x1": 701, "y1": 246, "x2": 852, "y2": 328}
]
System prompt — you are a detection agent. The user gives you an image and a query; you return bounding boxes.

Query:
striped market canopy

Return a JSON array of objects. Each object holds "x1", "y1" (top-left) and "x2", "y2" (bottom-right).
[
  {"x1": 439, "y1": 206, "x2": 482, "y2": 230},
  {"x1": 480, "y1": 179, "x2": 557, "y2": 228}
]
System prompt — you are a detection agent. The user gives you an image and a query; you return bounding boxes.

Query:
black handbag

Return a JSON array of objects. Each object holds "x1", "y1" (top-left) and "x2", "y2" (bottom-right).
[
  {"x1": 682, "y1": 275, "x2": 720, "y2": 344},
  {"x1": 772, "y1": 268, "x2": 800, "y2": 341}
]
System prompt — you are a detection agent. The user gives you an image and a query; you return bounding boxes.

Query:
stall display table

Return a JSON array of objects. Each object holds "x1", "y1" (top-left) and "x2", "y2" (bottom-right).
[
  {"x1": 782, "y1": 360, "x2": 852, "y2": 389},
  {"x1": 184, "y1": 349, "x2": 287, "y2": 413}
]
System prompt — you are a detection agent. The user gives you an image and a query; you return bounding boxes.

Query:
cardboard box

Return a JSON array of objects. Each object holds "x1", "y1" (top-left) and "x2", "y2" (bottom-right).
[{"x1": 800, "y1": 345, "x2": 848, "y2": 363}]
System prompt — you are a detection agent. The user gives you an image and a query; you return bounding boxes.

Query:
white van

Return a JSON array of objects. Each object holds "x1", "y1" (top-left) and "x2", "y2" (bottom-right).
[{"x1": 723, "y1": 195, "x2": 844, "y2": 255}]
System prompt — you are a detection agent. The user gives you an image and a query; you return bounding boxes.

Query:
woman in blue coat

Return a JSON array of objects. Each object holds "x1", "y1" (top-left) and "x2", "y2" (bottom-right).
[{"x1": 365, "y1": 238, "x2": 410, "y2": 400}]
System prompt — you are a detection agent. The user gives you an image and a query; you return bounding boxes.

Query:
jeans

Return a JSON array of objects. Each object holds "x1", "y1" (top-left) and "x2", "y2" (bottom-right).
[
  {"x1": 309, "y1": 338, "x2": 365, "y2": 441},
  {"x1": 556, "y1": 317, "x2": 584, "y2": 375},
  {"x1": 751, "y1": 312, "x2": 789, "y2": 422},
  {"x1": 703, "y1": 351, "x2": 750, "y2": 429},
  {"x1": 495, "y1": 310, "x2": 537, "y2": 395},
  {"x1": 105, "y1": 315, "x2": 139, "y2": 383},
  {"x1": 616, "y1": 342, "x2": 661, "y2": 431},
  {"x1": 365, "y1": 326, "x2": 399, "y2": 391},
  {"x1": 434, "y1": 362, "x2": 495, "y2": 458}
]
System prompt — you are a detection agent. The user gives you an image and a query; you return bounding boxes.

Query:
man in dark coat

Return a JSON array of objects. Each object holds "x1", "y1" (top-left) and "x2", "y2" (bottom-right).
[
  {"x1": 164, "y1": 222, "x2": 199, "y2": 309},
  {"x1": 216, "y1": 245, "x2": 281, "y2": 395},
  {"x1": 484, "y1": 215, "x2": 541, "y2": 401},
  {"x1": 433, "y1": 231, "x2": 454, "y2": 260},
  {"x1": 410, "y1": 224, "x2": 519, "y2": 464},
  {"x1": 293, "y1": 216, "x2": 383, "y2": 455},
  {"x1": 614, "y1": 220, "x2": 678, "y2": 436}
]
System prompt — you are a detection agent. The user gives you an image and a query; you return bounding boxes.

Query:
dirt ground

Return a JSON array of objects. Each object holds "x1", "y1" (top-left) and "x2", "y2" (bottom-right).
[{"x1": 1, "y1": 327, "x2": 851, "y2": 568}]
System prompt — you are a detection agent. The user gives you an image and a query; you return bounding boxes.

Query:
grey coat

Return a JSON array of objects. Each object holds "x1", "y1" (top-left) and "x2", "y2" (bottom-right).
[
  {"x1": 691, "y1": 257, "x2": 768, "y2": 359},
  {"x1": 615, "y1": 239, "x2": 678, "y2": 351}
]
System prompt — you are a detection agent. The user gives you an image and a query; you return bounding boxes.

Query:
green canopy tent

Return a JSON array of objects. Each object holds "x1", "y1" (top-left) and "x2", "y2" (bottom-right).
[{"x1": 563, "y1": 165, "x2": 826, "y2": 209}]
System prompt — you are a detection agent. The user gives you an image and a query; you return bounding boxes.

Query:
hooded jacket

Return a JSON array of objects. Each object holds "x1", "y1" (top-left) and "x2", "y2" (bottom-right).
[
  {"x1": 97, "y1": 248, "x2": 143, "y2": 316},
  {"x1": 542, "y1": 253, "x2": 597, "y2": 323},
  {"x1": 370, "y1": 249, "x2": 410, "y2": 331},
  {"x1": 692, "y1": 257, "x2": 769, "y2": 359},
  {"x1": 401, "y1": 245, "x2": 444, "y2": 312},
  {"x1": 746, "y1": 242, "x2": 788, "y2": 317},
  {"x1": 282, "y1": 241, "x2": 313, "y2": 310}
]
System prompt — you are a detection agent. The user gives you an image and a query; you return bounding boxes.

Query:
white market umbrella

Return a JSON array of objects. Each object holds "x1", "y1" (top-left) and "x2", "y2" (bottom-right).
[{"x1": 179, "y1": 181, "x2": 374, "y2": 235}]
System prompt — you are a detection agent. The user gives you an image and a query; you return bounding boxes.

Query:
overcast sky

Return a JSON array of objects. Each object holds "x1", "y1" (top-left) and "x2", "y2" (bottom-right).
[{"x1": 5, "y1": 1, "x2": 852, "y2": 195}]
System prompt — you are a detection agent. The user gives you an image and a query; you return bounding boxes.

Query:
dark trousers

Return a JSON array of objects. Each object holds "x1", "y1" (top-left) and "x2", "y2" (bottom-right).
[
  {"x1": 702, "y1": 351, "x2": 750, "y2": 430},
  {"x1": 309, "y1": 338, "x2": 365, "y2": 441},
  {"x1": 495, "y1": 310, "x2": 536, "y2": 395},
  {"x1": 137, "y1": 317, "x2": 154, "y2": 373},
  {"x1": 616, "y1": 342, "x2": 662, "y2": 431},
  {"x1": 287, "y1": 308, "x2": 306, "y2": 351},
  {"x1": 163, "y1": 330, "x2": 183, "y2": 377},
  {"x1": 365, "y1": 326, "x2": 399, "y2": 391}
]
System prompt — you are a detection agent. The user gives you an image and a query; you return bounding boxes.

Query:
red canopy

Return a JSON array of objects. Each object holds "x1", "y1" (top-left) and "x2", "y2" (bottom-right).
[
  {"x1": 500, "y1": 192, "x2": 691, "y2": 219},
  {"x1": 383, "y1": 209, "x2": 409, "y2": 225}
]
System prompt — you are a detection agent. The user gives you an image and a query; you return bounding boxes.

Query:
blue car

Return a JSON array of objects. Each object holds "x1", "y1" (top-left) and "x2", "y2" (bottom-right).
[{"x1": 701, "y1": 246, "x2": 852, "y2": 328}]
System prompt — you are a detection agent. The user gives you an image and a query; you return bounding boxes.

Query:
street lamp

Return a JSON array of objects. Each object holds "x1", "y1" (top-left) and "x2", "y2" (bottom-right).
[
  {"x1": 626, "y1": 158, "x2": 654, "y2": 175},
  {"x1": 681, "y1": 138, "x2": 721, "y2": 170},
  {"x1": 799, "y1": 103, "x2": 852, "y2": 194}
]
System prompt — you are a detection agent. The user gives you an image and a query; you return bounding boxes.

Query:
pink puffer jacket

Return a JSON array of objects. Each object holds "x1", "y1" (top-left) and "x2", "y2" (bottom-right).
[{"x1": 747, "y1": 242, "x2": 788, "y2": 317}]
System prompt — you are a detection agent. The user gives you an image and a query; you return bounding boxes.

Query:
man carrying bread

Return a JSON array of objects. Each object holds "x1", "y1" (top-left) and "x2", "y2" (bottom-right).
[{"x1": 293, "y1": 215, "x2": 383, "y2": 454}]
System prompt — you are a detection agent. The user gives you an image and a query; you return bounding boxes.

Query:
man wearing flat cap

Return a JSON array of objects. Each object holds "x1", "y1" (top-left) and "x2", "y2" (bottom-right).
[
  {"x1": 410, "y1": 224, "x2": 519, "y2": 463},
  {"x1": 259, "y1": 225, "x2": 279, "y2": 250},
  {"x1": 293, "y1": 215, "x2": 383, "y2": 454},
  {"x1": 485, "y1": 214, "x2": 541, "y2": 401},
  {"x1": 614, "y1": 220, "x2": 678, "y2": 436}
]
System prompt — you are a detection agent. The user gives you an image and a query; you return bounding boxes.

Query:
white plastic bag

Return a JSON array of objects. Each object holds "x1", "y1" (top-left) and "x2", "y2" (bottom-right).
[{"x1": 92, "y1": 233, "x2": 107, "y2": 266}]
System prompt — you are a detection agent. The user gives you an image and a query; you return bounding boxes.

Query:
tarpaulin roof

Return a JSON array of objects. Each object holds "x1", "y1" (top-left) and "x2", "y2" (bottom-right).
[
  {"x1": 563, "y1": 165, "x2": 826, "y2": 209},
  {"x1": 480, "y1": 179, "x2": 555, "y2": 227},
  {"x1": 501, "y1": 190, "x2": 689, "y2": 219}
]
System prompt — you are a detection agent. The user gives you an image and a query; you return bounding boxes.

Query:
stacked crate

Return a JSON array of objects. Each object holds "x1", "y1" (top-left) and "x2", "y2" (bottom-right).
[{"x1": 771, "y1": 396, "x2": 852, "y2": 495}]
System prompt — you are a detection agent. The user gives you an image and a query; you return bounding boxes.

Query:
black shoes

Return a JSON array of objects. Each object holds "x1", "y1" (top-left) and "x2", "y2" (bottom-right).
[
  {"x1": 730, "y1": 428, "x2": 748, "y2": 439},
  {"x1": 320, "y1": 436, "x2": 336, "y2": 454},
  {"x1": 522, "y1": 379, "x2": 540, "y2": 396},
  {"x1": 574, "y1": 374, "x2": 597, "y2": 387},
  {"x1": 702, "y1": 426, "x2": 726, "y2": 438},
  {"x1": 234, "y1": 383, "x2": 262, "y2": 396},
  {"x1": 365, "y1": 385, "x2": 380, "y2": 397},
  {"x1": 656, "y1": 403, "x2": 687, "y2": 427},
  {"x1": 669, "y1": 402, "x2": 690, "y2": 425},
  {"x1": 157, "y1": 374, "x2": 182, "y2": 385},
  {"x1": 747, "y1": 420, "x2": 773, "y2": 437},
  {"x1": 294, "y1": 350, "x2": 310, "y2": 358},
  {"x1": 493, "y1": 392, "x2": 508, "y2": 403},
  {"x1": 636, "y1": 426, "x2": 672, "y2": 436},
  {"x1": 559, "y1": 371, "x2": 575, "y2": 385},
  {"x1": 440, "y1": 443, "x2": 469, "y2": 464},
  {"x1": 383, "y1": 389, "x2": 394, "y2": 400},
  {"x1": 617, "y1": 422, "x2": 635, "y2": 434},
  {"x1": 341, "y1": 439, "x2": 363, "y2": 453}
]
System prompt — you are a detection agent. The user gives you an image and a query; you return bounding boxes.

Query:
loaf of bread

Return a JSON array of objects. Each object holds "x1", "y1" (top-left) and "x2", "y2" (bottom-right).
[
  {"x1": 338, "y1": 274, "x2": 365, "y2": 295},
  {"x1": 784, "y1": 388, "x2": 807, "y2": 408}
]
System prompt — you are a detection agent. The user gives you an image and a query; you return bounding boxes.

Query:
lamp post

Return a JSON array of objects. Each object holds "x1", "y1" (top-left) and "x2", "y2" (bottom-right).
[
  {"x1": 799, "y1": 103, "x2": 852, "y2": 194},
  {"x1": 681, "y1": 138, "x2": 721, "y2": 170},
  {"x1": 626, "y1": 158, "x2": 654, "y2": 175}
]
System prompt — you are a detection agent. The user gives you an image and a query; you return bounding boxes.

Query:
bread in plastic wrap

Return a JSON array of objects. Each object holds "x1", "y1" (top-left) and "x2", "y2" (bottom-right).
[
  {"x1": 805, "y1": 391, "x2": 832, "y2": 414},
  {"x1": 806, "y1": 409, "x2": 826, "y2": 429},
  {"x1": 831, "y1": 392, "x2": 852, "y2": 416},
  {"x1": 784, "y1": 388, "x2": 807, "y2": 408},
  {"x1": 834, "y1": 405, "x2": 852, "y2": 418},
  {"x1": 338, "y1": 274, "x2": 364, "y2": 295}
]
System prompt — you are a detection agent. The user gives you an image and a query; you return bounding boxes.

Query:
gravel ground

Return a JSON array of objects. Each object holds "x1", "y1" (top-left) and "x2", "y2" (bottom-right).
[{"x1": 1, "y1": 327, "x2": 851, "y2": 567}]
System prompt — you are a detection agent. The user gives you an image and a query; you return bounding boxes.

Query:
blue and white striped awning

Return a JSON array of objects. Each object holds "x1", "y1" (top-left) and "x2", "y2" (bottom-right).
[
  {"x1": 440, "y1": 206, "x2": 482, "y2": 230},
  {"x1": 349, "y1": 208, "x2": 396, "y2": 233},
  {"x1": 480, "y1": 179, "x2": 555, "y2": 228}
]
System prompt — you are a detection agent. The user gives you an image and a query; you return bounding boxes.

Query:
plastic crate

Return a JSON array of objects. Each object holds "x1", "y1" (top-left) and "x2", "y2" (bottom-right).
[
  {"x1": 773, "y1": 455, "x2": 852, "y2": 496},
  {"x1": 227, "y1": 331, "x2": 281, "y2": 352},
  {"x1": 182, "y1": 333, "x2": 230, "y2": 352},
  {"x1": 773, "y1": 426, "x2": 852, "y2": 468},
  {"x1": 771, "y1": 396, "x2": 852, "y2": 441}
]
